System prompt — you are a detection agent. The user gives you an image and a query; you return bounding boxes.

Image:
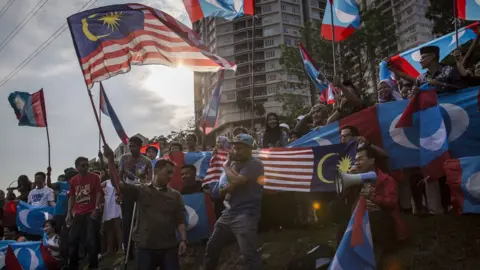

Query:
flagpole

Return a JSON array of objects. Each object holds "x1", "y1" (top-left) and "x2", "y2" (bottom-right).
[
  {"x1": 98, "y1": 86, "x2": 102, "y2": 152},
  {"x1": 202, "y1": 124, "x2": 207, "y2": 151},
  {"x1": 329, "y1": 1, "x2": 337, "y2": 76},
  {"x1": 46, "y1": 124, "x2": 51, "y2": 168},
  {"x1": 454, "y1": 0, "x2": 459, "y2": 48},
  {"x1": 250, "y1": 15, "x2": 256, "y2": 129}
]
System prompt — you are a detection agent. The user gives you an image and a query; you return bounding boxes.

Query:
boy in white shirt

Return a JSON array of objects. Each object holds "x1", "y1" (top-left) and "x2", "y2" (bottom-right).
[{"x1": 28, "y1": 172, "x2": 56, "y2": 207}]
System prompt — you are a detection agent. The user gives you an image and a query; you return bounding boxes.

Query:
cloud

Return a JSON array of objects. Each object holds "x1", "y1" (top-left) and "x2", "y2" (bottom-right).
[{"x1": 0, "y1": 0, "x2": 194, "y2": 187}]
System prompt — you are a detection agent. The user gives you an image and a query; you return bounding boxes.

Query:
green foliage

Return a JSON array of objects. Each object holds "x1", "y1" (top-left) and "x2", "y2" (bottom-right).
[
  {"x1": 280, "y1": 7, "x2": 397, "y2": 100},
  {"x1": 276, "y1": 93, "x2": 311, "y2": 127},
  {"x1": 164, "y1": 117, "x2": 196, "y2": 143},
  {"x1": 425, "y1": 0, "x2": 465, "y2": 36}
]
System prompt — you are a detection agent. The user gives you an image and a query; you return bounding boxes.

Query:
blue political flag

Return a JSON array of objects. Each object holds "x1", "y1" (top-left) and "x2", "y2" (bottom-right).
[{"x1": 16, "y1": 201, "x2": 54, "y2": 236}]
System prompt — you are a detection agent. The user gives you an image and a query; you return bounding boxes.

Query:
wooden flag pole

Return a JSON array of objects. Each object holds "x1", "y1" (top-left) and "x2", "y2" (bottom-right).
[
  {"x1": 46, "y1": 124, "x2": 51, "y2": 168},
  {"x1": 87, "y1": 87, "x2": 107, "y2": 146}
]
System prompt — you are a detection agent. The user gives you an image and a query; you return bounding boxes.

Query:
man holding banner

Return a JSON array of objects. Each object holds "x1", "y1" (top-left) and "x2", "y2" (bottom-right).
[
  {"x1": 203, "y1": 134, "x2": 264, "y2": 270},
  {"x1": 104, "y1": 145, "x2": 187, "y2": 270}
]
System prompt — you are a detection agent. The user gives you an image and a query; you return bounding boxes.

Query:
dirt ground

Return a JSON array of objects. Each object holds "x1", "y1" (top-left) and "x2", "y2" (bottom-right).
[{"x1": 98, "y1": 213, "x2": 480, "y2": 270}]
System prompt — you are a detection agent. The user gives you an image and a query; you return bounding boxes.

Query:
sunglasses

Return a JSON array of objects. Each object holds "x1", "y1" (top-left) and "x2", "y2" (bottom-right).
[{"x1": 80, "y1": 163, "x2": 89, "y2": 168}]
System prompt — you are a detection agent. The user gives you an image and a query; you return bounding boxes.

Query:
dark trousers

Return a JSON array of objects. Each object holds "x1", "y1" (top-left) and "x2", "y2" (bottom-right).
[
  {"x1": 204, "y1": 212, "x2": 262, "y2": 270},
  {"x1": 122, "y1": 197, "x2": 135, "y2": 258},
  {"x1": 136, "y1": 248, "x2": 179, "y2": 270},
  {"x1": 68, "y1": 213, "x2": 100, "y2": 269},
  {"x1": 54, "y1": 214, "x2": 66, "y2": 234}
]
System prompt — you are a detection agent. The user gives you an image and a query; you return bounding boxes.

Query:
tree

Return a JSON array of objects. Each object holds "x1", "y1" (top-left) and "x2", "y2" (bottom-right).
[
  {"x1": 254, "y1": 102, "x2": 266, "y2": 117},
  {"x1": 276, "y1": 93, "x2": 311, "y2": 127},
  {"x1": 165, "y1": 117, "x2": 196, "y2": 143},
  {"x1": 425, "y1": 0, "x2": 466, "y2": 36},
  {"x1": 280, "y1": 7, "x2": 397, "y2": 99}
]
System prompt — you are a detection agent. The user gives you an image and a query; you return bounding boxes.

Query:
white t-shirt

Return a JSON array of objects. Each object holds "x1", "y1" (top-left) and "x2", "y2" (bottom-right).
[
  {"x1": 28, "y1": 186, "x2": 55, "y2": 207},
  {"x1": 103, "y1": 180, "x2": 121, "y2": 222}
]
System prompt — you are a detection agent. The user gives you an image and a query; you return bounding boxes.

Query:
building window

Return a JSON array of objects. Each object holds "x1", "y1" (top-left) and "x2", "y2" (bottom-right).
[
  {"x1": 293, "y1": 7, "x2": 299, "y2": 13},
  {"x1": 263, "y1": 17, "x2": 272, "y2": 24},
  {"x1": 266, "y1": 50, "x2": 275, "y2": 58},
  {"x1": 265, "y1": 39, "x2": 274, "y2": 46},
  {"x1": 263, "y1": 5, "x2": 272, "y2": 12},
  {"x1": 283, "y1": 27, "x2": 288, "y2": 33},
  {"x1": 225, "y1": 92, "x2": 235, "y2": 100},
  {"x1": 281, "y1": 4, "x2": 286, "y2": 11},
  {"x1": 268, "y1": 62, "x2": 276, "y2": 70},
  {"x1": 268, "y1": 74, "x2": 277, "y2": 81}
]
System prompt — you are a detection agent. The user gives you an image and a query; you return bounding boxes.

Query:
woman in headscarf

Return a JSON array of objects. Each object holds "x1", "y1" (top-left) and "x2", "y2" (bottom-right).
[
  {"x1": 378, "y1": 79, "x2": 403, "y2": 103},
  {"x1": 260, "y1": 113, "x2": 288, "y2": 148}
]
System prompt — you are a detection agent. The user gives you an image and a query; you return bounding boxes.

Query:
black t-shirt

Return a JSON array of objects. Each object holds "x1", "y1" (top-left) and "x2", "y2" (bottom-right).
[{"x1": 181, "y1": 182, "x2": 203, "y2": 195}]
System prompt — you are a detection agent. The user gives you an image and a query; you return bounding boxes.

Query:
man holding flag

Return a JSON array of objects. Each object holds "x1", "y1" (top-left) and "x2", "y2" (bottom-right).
[{"x1": 415, "y1": 46, "x2": 466, "y2": 93}]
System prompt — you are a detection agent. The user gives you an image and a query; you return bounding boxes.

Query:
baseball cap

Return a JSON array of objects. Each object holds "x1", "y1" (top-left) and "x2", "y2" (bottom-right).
[
  {"x1": 279, "y1": 123, "x2": 290, "y2": 130},
  {"x1": 232, "y1": 134, "x2": 254, "y2": 148}
]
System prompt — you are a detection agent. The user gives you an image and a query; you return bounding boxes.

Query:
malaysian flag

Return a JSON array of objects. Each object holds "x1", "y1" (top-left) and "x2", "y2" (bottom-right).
[
  {"x1": 67, "y1": 4, "x2": 236, "y2": 89},
  {"x1": 203, "y1": 143, "x2": 357, "y2": 192}
]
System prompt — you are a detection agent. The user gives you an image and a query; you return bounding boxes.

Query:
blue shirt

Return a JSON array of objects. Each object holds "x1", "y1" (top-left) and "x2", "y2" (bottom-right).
[
  {"x1": 227, "y1": 157, "x2": 264, "y2": 216},
  {"x1": 54, "y1": 181, "x2": 69, "y2": 215}
]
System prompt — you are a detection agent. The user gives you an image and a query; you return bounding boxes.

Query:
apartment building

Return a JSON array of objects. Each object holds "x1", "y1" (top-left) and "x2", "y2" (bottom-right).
[
  {"x1": 366, "y1": 0, "x2": 433, "y2": 51},
  {"x1": 193, "y1": 0, "x2": 330, "y2": 137}
]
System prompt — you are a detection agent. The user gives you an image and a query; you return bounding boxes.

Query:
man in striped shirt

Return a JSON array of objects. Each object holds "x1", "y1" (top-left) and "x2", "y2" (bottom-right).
[{"x1": 203, "y1": 134, "x2": 264, "y2": 270}]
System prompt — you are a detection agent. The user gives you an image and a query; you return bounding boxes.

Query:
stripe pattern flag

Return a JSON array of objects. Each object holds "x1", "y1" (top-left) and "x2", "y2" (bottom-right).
[
  {"x1": 99, "y1": 83, "x2": 129, "y2": 145},
  {"x1": 67, "y1": 4, "x2": 236, "y2": 89},
  {"x1": 183, "y1": 0, "x2": 255, "y2": 23},
  {"x1": 8, "y1": 89, "x2": 47, "y2": 127},
  {"x1": 203, "y1": 144, "x2": 356, "y2": 192}
]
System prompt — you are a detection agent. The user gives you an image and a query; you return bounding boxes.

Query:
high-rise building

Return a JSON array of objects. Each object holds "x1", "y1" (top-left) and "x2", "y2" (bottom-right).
[
  {"x1": 193, "y1": 0, "x2": 328, "y2": 138},
  {"x1": 365, "y1": 0, "x2": 434, "y2": 51}
]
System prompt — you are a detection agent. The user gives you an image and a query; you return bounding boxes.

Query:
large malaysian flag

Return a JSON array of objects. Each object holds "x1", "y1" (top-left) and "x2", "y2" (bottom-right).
[
  {"x1": 67, "y1": 4, "x2": 236, "y2": 89},
  {"x1": 203, "y1": 143, "x2": 357, "y2": 193}
]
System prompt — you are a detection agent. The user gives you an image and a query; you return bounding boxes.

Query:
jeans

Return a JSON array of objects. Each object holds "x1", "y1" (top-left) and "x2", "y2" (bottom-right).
[
  {"x1": 203, "y1": 212, "x2": 262, "y2": 270},
  {"x1": 68, "y1": 213, "x2": 100, "y2": 269},
  {"x1": 136, "y1": 248, "x2": 179, "y2": 270}
]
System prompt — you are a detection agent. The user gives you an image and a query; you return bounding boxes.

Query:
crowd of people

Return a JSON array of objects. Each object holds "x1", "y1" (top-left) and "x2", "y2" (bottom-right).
[{"x1": 1, "y1": 42, "x2": 479, "y2": 270}]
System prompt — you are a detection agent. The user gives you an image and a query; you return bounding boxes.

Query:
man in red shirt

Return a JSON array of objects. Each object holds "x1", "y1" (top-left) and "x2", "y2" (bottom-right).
[
  {"x1": 351, "y1": 147, "x2": 408, "y2": 267},
  {"x1": 66, "y1": 156, "x2": 102, "y2": 270}
]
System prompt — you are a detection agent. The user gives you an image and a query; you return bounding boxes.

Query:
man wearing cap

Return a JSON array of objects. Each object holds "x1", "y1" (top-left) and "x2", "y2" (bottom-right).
[
  {"x1": 416, "y1": 45, "x2": 465, "y2": 92},
  {"x1": 203, "y1": 134, "x2": 265, "y2": 270}
]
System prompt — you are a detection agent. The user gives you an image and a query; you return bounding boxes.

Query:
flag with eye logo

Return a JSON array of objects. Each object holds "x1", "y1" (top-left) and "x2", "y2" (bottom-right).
[
  {"x1": 16, "y1": 201, "x2": 54, "y2": 236},
  {"x1": 181, "y1": 193, "x2": 216, "y2": 242},
  {"x1": 5, "y1": 241, "x2": 57, "y2": 270}
]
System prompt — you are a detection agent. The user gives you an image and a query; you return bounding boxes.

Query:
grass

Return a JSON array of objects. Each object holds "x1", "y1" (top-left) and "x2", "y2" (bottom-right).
[{"x1": 96, "y1": 213, "x2": 480, "y2": 270}]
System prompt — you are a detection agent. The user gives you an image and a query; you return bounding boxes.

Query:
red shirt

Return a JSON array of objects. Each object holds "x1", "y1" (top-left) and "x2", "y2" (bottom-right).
[{"x1": 69, "y1": 172, "x2": 101, "y2": 215}]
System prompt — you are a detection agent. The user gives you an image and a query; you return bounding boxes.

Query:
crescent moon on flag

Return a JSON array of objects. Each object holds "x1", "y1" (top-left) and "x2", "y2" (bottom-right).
[
  {"x1": 389, "y1": 115, "x2": 419, "y2": 149},
  {"x1": 18, "y1": 209, "x2": 31, "y2": 229},
  {"x1": 82, "y1": 14, "x2": 111, "y2": 42},
  {"x1": 317, "y1": 153, "x2": 338, "y2": 184},
  {"x1": 411, "y1": 50, "x2": 421, "y2": 62},
  {"x1": 185, "y1": 205, "x2": 199, "y2": 231},
  {"x1": 419, "y1": 121, "x2": 447, "y2": 152},
  {"x1": 335, "y1": 8, "x2": 357, "y2": 24},
  {"x1": 466, "y1": 171, "x2": 480, "y2": 199},
  {"x1": 440, "y1": 103, "x2": 469, "y2": 142},
  {"x1": 28, "y1": 248, "x2": 39, "y2": 269},
  {"x1": 194, "y1": 156, "x2": 206, "y2": 177},
  {"x1": 449, "y1": 30, "x2": 466, "y2": 47}
]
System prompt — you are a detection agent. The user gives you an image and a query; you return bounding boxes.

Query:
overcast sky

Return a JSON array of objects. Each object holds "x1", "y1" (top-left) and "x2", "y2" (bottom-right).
[{"x1": 0, "y1": 0, "x2": 194, "y2": 188}]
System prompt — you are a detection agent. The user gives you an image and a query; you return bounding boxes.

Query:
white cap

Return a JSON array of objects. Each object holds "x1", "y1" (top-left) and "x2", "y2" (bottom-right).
[
  {"x1": 279, "y1": 123, "x2": 290, "y2": 130},
  {"x1": 297, "y1": 115, "x2": 305, "y2": 121}
]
